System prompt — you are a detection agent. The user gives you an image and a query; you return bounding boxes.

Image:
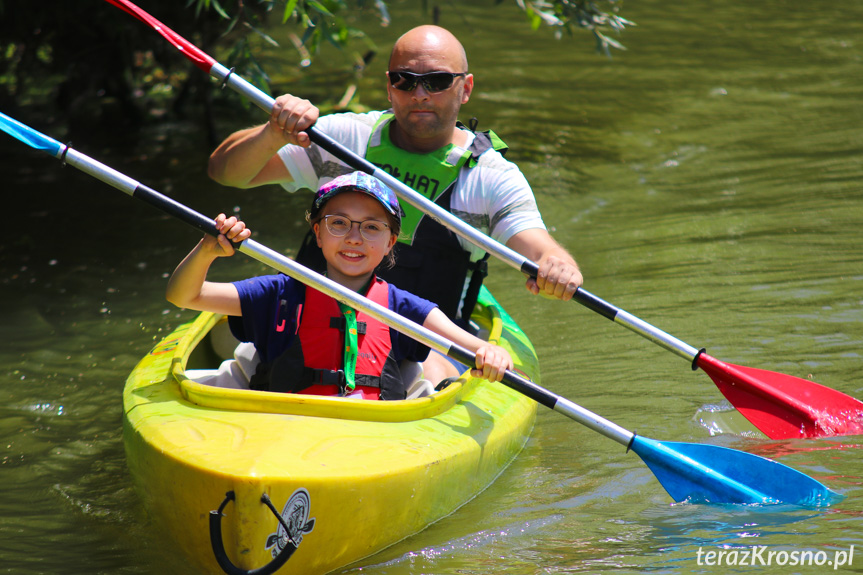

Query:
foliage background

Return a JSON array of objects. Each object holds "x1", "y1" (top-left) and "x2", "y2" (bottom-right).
[{"x1": 0, "y1": 1, "x2": 630, "y2": 143}]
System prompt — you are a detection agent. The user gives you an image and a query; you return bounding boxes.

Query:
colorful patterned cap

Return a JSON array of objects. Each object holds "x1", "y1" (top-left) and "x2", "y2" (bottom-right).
[{"x1": 311, "y1": 172, "x2": 401, "y2": 223}]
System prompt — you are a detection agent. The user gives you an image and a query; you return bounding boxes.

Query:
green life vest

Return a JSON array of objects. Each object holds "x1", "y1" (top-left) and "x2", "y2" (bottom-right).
[
  {"x1": 365, "y1": 113, "x2": 474, "y2": 244},
  {"x1": 366, "y1": 113, "x2": 508, "y2": 320}
]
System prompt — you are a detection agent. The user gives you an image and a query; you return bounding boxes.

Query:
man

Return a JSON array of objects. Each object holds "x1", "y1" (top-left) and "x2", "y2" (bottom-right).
[{"x1": 208, "y1": 26, "x2": 582, "y2": 378}]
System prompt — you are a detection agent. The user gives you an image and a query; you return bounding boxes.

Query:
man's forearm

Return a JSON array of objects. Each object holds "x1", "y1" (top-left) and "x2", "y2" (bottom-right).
[{"x1": 208, "y1": 124, "x2": 287, "y2": 188}]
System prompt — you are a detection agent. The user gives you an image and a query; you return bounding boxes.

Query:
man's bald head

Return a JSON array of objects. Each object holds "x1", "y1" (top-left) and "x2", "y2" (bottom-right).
[
  {"x1": 384, "y1": 25, "x2": 474, "y2": 153},
  {"x1": 389, "y1": 25, "x2": 468, "y2": 73}
]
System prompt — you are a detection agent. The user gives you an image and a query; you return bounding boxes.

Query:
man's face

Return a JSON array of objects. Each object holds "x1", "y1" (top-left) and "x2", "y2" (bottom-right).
[{"x1": 386, "y1": 48, "x2": 473, "y2": 149}]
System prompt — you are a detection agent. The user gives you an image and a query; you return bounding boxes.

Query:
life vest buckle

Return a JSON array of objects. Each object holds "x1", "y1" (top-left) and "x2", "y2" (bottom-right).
[
  {"x1": 329, "y1": 317, "x2": 367, "y2": 334},
  {"x1": 313, "y1": 369, "x2": 345, "y2": 388}
]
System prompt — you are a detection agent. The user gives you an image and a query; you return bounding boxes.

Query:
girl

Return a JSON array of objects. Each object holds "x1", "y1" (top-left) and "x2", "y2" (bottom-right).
[{"x1": 166, "y1": 171, "x2": 512, "y2": 400}]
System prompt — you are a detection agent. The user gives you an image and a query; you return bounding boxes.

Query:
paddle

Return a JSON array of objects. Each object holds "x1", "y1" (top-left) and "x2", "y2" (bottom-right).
[
  {"x1": 102, "y1": 0, "x2": 863, "y2": 441},
  {"x1": 0, "y1": 110, "x2": 844, "y2": 507}
]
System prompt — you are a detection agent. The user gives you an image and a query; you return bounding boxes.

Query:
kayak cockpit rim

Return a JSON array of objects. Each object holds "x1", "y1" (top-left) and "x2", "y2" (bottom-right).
[{"x1": 168, "y1": 305, "x2": 504, "y2": 422}]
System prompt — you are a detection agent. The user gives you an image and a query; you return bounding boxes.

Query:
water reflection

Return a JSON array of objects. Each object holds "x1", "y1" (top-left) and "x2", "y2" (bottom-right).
[{"x1": 641, "y1": 504, "x2": 829, "y2": 571}]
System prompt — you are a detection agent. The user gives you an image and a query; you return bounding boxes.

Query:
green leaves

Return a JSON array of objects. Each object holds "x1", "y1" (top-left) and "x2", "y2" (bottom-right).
[
  {"x1": 283, "y1": 0, "x2": 300, "y2": 23},
  {"x1": 211, "y1": 1, "x2": 387, "y2": 76},
  {"x1": 0, "y1": 0, "x2": 633, "y2": 130},
  {"x1": 189, "y1": 0, "x2": 230, "y2": 20},
  {"x1": 515, "y1": 0, "x2": 635, "y2": 56}
]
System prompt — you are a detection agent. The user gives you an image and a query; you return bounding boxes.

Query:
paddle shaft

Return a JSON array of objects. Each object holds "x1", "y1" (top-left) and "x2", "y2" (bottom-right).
[
  {"x1": 102, "y1": 0, "x2": 701, "y2": 363},
  {"x1": 0, "y1": 110, "x2": 635, "y2": 448},
  {"x1": 208, "y1": 66, "x2": 702, "y2": 362},
  {"x1": 103, "y1": 0, "x2": 863, "y2": 444},
  {"x1": 3, "y1": 110, "x2": 842, "y2": 505}
]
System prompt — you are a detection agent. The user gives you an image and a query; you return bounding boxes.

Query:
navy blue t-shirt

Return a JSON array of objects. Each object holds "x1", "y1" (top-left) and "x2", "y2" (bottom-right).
[{"x1": 228, "y1": 274, "x2": 437, "y2": 366}]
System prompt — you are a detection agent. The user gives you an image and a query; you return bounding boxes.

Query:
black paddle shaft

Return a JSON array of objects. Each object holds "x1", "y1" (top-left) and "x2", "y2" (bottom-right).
[
  {"x1": 133, "y1": 184, "x2": 223, "y2": 238},
  {"x1": 309, "y1": 126, "x2": 635, "y2": 329}
]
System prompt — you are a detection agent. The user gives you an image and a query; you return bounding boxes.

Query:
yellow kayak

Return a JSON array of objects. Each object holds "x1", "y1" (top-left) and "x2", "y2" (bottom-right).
[{"x1": 123, "y1": 287, "x2": 539, "y2": 574}]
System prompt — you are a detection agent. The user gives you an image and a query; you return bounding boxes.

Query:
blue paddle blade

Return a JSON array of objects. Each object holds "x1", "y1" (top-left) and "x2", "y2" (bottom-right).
[
  {"x1": 630, "y1": 436, "x2": 843, "y2": 507},
  {"x1": 0, "y1": 111, "x2": 63, "y2": 156}
]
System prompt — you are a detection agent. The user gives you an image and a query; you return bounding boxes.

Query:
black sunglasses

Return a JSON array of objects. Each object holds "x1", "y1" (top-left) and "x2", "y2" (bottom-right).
[{"x1": 387, "y1": 71, "x2": 467, "y2": 93}]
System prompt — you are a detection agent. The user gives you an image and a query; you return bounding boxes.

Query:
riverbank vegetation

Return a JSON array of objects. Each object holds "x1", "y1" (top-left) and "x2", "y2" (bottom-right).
[{"x1": 0, "y1": 1, "x2": 631, "y2": 141}]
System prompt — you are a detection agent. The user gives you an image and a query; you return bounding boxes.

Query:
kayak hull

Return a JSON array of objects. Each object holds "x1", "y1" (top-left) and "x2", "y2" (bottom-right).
[{"x1": 124, "y1": 288, "x2": 539, "y2": 574}]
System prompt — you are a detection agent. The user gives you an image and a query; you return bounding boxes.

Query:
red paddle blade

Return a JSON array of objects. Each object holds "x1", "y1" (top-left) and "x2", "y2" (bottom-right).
[
  {"x1": 104, "y1": 0, "x2": 216, "y2": 72},
  {"x1": 697, "y1": 353, "x2": 863, "y2": 440}
]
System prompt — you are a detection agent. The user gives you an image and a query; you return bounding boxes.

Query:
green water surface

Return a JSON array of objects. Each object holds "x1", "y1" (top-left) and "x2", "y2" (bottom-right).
[{"x1": 2, "y1": 1, "x2": 862, "y2": 573}]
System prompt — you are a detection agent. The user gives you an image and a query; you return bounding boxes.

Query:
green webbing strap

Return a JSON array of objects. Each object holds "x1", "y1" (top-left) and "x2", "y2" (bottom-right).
[{"x1": 337, "y1": 302, "x2": 358, "y2": 393}]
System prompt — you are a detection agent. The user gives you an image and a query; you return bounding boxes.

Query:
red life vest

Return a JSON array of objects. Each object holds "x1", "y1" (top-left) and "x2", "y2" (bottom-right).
[
  {"x1": 294, "y1": 118, "x2": 504, "y2": 322},
  {"x1": 263, "y1": 279, "x2": 407, "y2": 400}
]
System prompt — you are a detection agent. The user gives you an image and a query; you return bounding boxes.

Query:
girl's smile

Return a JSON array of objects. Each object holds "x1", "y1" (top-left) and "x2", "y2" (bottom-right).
[{"x1": 314, "y1": 191, "x2": 397, "y2": 292}]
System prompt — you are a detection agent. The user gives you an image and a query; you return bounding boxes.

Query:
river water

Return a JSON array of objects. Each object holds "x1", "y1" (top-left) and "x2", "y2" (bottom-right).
[{"x1": 2, "y1": 0, "x2": 863, "y2": 573}]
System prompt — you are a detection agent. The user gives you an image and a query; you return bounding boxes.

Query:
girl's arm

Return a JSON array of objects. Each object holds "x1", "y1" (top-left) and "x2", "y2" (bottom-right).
[
  {"x1": 421, "y1": 308, "x2": 513, "y2": 382},
  {"x1": 166, "y1": 214, "x2": 250, "y2": 316}
]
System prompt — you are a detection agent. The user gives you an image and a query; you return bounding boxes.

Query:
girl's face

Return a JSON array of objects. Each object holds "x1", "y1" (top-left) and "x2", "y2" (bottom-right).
[{"x1": 313, "y1": 191, "x2": 397, "y2": 290}]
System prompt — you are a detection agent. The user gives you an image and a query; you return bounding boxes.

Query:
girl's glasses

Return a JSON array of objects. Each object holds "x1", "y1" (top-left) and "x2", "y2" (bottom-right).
[
  {"x1": 323, "y1": 215, "x2": 390, "y2": 241},
  {"x1": 387, "y1": 71, "x2": 467, "y2": 93}
]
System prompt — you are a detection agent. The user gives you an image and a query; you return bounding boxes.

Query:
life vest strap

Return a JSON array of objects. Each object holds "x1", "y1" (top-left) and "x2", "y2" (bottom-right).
[
  {"x1": 461, "y1": 252, "x2": 491, "y2": 321},
  {"x1": 304, "y1": 367, "x2": 345, "y2": 387},
  {"x1": 329, "y1": 317, "x2": 367, "y2": 334},
  {"x1": 301, "y1": 368, "x2": 383, "y2": 390}
]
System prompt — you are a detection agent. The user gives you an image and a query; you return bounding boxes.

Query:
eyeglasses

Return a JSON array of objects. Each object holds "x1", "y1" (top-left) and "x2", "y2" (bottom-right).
[
  {"x1": 322, "y1": 215, "x2": 390, "y2": 241},
  {"x1": 387, "y1": 71, "x2": 467, "y2": 93}
]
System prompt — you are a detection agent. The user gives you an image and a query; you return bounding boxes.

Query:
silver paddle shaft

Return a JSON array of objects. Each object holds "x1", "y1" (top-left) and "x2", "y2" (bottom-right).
[
  {"x1": 210, "y1": 63, "x2": 702, "y2": 365},
  {"x1": 38, "y1": 125, "x2": 638, "y2": 450},
  {"x1": 614, "y1": 310, "x2": 700, "y2": 361},
  {"x1": 210, "y1": 63, "x2": 531, "y2": 266},
  {"x1": 241, "y1": 240, "x2": 637, "y2": 446}
]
